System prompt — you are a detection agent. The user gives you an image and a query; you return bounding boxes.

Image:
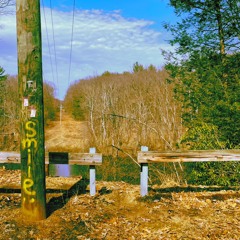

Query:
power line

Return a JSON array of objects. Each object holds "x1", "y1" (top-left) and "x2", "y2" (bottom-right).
[
  {"x1": 49, "y1": 0, "x2": 60, "y2": 95},
  {"x1": 41, "y1": 0, "x2": 55, "y2": 86},
  {"x1": 41, "y1": 0, "x2": 77, "y2": 99},
  {"x1": 68, "y1": 0, "x2": 76, "y2": 88}
]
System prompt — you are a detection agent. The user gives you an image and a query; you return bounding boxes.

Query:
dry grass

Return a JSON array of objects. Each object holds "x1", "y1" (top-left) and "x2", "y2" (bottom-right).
[
  {"x1": 0, "y1": 169, "x2": 240, "y2": 239},
  {"x1": 1, "y1": 114, "x2": 240, "y2": 239}
]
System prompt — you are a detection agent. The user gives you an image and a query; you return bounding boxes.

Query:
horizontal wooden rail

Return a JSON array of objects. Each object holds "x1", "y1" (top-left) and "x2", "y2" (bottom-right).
[
  {"x1": 0, "y1": 148, "x2": 102, "y2": 196},
  {"x1": 0, "y1": 152, "x2": 21, "y2": 163},
  {"x1": 0, "y1": 152, "x2": 102, "y2": 165},
  {"x1": 138, "y1": 150, "x2": 240, "y2": 163},
  {"x1": 68, "y1": 153, "x2": 102, "y2": 165},
  {"x1": 138, "y1": 147, "x2": 240, "y2": 197}
]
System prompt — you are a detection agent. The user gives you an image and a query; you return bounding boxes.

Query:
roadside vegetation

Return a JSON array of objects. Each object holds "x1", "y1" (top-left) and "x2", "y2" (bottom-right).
[
  {"x1": 0, "y1": 0, "x2": 239, "y2": 186},
  {"x1": 64, "y1": 0, "x2": 240, "y2": 186},
  {"x1": 0, "y1": 70, "x2": 59, "y2": 151},
  {"x1": 0, "y1": 1, "x2": 240, "y2": 238}
]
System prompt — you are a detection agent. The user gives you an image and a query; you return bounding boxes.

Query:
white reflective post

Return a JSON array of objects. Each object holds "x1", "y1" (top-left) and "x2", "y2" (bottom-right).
[
  {"x1": 140, "y1": 146, "x2": 149, "y2": 196},
  {"x1": 89, "y1": 147, "x2": 96, "y2": 196}
]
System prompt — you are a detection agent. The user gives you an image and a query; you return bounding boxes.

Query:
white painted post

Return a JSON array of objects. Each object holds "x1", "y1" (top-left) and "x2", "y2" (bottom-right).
[
  {"x1": 89, "y1": 147, "x2": 96, "y2": 196},
  {"x1": 140, "y1": 146, "x2": 149, "y2": 197}
]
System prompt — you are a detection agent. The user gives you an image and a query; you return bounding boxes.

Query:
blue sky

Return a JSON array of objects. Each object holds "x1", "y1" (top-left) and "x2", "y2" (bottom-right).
[
  {"x1": 0, "y1": 0, "x2": 178, "y2": 99},
  {"x1": 44, "y1": 0, "x2": 176, "y2": 27}
]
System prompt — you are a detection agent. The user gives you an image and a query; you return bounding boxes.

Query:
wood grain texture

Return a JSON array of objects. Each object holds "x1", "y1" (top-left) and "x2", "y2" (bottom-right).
[
  {"x1": 0, "y1": 152, "x2": 102, "y2": 165},
  {"x1": 138, "y1": 150, "x2": 240, "y2": 163}
]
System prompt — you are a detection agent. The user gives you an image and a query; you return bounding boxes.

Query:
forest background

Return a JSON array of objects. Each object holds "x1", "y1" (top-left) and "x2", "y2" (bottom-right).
[{"x1": 0, "y1": 0, "x2": 239, "y2": 186}]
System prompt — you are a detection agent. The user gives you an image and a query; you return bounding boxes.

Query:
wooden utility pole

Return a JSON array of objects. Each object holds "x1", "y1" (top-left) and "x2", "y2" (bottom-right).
[{"x1": 16, "y1": 0, "x2": 46, "y2": 220}]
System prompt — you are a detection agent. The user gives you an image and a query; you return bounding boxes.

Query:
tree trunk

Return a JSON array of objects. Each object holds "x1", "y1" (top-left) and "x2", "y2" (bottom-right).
[{"x1": 215, "y1": 0, "x2": 225, "y2": 55}]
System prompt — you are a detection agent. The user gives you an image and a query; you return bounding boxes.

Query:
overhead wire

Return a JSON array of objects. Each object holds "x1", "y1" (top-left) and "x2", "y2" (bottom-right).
[
  {"x1": 41, "y1": 0, "x2": 56, "y2": 87},
  {"x1": 68, "y1": 0, "x2": 76, "y2": 88},
  {"x1": 49, "y1": 0, "x2": 60, "y2": 96},
  {"x1": 41, "y1": 0, "x2": 77, "y2": 100}
]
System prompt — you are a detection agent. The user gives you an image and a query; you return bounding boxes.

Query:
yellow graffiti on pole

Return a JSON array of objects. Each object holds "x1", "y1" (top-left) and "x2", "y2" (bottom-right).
[
  {"x1": 22, "y1": 121, "x2": 37, "y2": 149},
  {"x1": 22, "y1": 138, "x2": 37, "y2": 149},
  {"x1": 22, "y1": 120, "x2": 38, "y2": 204},
  {"x1": 23, "y1": 178, "x2": 36, "y2": 196},
  {"x1": 27, "y1": 149, "x2": 31, "y2": 165},
  {"x1": 25, "y1": 121, "x2": 37, "y2": 138}
]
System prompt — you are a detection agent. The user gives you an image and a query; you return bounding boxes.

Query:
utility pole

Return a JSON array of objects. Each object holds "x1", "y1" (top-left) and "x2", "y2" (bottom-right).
[
  {"x1": 60, "y1": 104, "x2": 63, "y2": 125},
  {"x1": 16, "y1": 0, "x2": 46, "y2": 220}
]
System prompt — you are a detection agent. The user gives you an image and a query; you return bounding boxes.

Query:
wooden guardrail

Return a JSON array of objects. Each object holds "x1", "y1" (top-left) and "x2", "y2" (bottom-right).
[
  {"x1": 138, "y1": 146, "x2": 240, "y2": 196},
  {"x1": 0, "y1": 152, "x2": 21, "y2": 163},
  {"x1": 0, "y1": 148, "x2": 102, "y2": 196}
]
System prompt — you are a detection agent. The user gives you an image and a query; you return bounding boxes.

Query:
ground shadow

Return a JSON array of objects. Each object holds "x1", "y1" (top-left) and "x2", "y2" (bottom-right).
[
  {"x1": 0, "y1": 178, "x2": 112, "y2": 218},
  {"x1": 138, "y1": 185, "x2": 240, "y2": 202},
  {"x1": 150, "y1": 185, "x2": 240, "y2": 193},
  {"x1": 0, "y1": 188, "x2": 21, "y2": 193},
  {"x1": 46, "y1": 178, "x2": 89, "y2": 217}
]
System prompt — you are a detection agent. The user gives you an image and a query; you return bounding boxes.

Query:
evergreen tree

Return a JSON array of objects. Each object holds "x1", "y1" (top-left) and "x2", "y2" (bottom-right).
[
  {"x1": 164, "y1": 0, "x2": 240, "y2": 148},
  {"x1": 164, "y1": 0, "x2": 240, "y2": 55},
  {"x1": 133, "y1": 62, "x2": 144, "y2": 73},
  {"x1": 164, "y1": 0, "x2": 240, "y2": 185}
]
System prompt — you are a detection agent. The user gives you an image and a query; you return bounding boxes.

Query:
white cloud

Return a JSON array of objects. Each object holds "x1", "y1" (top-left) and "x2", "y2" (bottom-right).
[{"x1": 0, "y1": 8, "x2": 172, "y2": 99}]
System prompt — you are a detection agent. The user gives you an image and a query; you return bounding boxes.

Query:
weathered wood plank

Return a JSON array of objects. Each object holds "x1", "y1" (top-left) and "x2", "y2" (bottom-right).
[
  {"x1": 138, "y1": 150, "x2": 240, "y2": 163},
  {"x1": 69, "y1": 153, "x2": 102, "y2": 165},
  {"x1": 0, "y1": 152, "x2": 20, "y2": 163},
  {"x1": 0, "y1": 152, "x2": 102, "y2": 165}
]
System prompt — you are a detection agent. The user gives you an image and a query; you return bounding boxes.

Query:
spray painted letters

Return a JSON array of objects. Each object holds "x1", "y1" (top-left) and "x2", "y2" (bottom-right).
[{"x1": 22, "y1": 120, "x2": 37, "y2": 202}]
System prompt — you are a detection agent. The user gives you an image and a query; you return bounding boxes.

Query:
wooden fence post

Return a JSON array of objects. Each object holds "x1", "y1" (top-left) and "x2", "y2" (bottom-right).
[
  {"x1": 140, "y1": 146, "x2": 149, "y2": 196},
  {"x1": 89, "y1": 147, "x2": 96, "y2": 196},
  {"x1": 16, "y1": 0, "x2": 46, "y2": 220}
]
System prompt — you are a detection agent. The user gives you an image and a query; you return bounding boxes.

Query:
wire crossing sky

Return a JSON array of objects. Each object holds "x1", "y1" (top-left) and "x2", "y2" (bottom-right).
[{"x1": 0, "y1": 0, "x2": 177, "y2": 100}]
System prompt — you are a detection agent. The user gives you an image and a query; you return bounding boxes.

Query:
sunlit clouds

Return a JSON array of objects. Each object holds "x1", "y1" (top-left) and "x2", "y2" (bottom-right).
[{"x1": 0, "y1": 8, "x2": 172, "y2": 99}]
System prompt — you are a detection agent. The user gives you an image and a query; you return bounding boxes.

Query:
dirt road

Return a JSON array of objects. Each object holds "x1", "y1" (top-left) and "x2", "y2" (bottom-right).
[{"x1": 45, "y1": 113, "x2": 91, "y2": 152}]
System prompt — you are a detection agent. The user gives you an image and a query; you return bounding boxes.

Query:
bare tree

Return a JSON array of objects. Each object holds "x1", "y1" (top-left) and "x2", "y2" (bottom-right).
[
  {"x1": 0, "y1": 0, "x2": 15, "y2": 15},
  {"x1": 64, "y1": 68, "x2": 184, "y2": 155}
]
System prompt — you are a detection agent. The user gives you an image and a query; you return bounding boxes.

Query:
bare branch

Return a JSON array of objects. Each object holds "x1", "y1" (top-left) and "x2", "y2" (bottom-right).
[
  {"x1": 111, "y1": 144, "x2": 140, "y2": 167},
  {"x1": 0, "y1": 0, "x2": 15, "y2": 15}
]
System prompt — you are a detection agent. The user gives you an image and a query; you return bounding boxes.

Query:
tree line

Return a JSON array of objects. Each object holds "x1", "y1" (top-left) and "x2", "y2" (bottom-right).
[
  {"x1": 0, "y1": 0, "x2": 239, "y2": 184},
  {"x1": 64, "y1": 0, "x2": 240, "y2": 153},
  {"x1": 163, "y1": 0, "x2": 240, "y2": 150},
  {"x1": 1, "y1": 0, "x2": 238, "y2": 152},
  {"x1": 64, "y1": 0, "x2": 240, "y2": 185},
  {"x1": 163, "y1": 0, "x2": 240, "y2": 185},
  {"x1": 64, "y1": 67, "x2": 183, "y2": 155},
  {"x1": 0, "y1": 69, "x2": 58, "y2": 150}
]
